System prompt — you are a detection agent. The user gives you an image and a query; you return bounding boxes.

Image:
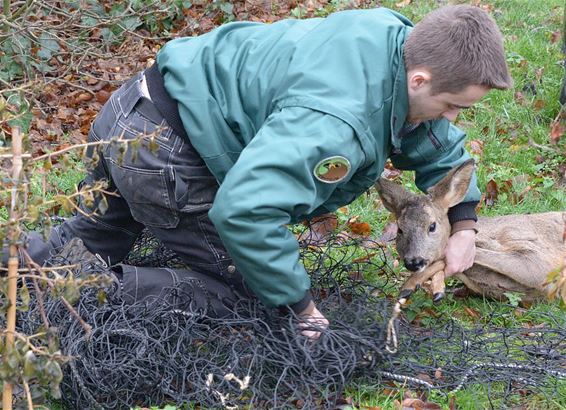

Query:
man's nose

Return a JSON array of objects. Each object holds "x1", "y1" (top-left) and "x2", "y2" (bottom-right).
[{"x1": 442, "y1": 109, "x2": 460, "y2": 122}]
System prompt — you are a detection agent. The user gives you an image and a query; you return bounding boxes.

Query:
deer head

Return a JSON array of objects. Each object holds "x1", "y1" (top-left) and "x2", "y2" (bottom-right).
[{"x1": 375, "y1": 160, "x2": 475, "y2": 273}]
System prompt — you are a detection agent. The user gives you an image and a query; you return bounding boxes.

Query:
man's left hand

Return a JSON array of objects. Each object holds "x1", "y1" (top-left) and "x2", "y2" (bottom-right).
[{"x1": 444, "y1": 229, "x2": 476, "y2": 277}]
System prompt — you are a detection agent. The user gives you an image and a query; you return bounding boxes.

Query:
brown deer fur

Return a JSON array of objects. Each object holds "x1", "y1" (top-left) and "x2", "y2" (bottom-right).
[{"x1": 375, "y1": 160, "x2": 565, "y2": 302}]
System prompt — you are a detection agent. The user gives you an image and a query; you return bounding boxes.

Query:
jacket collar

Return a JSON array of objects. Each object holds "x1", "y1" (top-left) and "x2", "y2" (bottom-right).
[{"x1": 390, "y1": 58, "x2": 410, "y2": 153}]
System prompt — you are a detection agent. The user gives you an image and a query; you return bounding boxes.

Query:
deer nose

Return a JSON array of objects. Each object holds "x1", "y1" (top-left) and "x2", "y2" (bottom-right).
[{"x1": 404, "y1": 257, "x2": 427, "y2": 272}]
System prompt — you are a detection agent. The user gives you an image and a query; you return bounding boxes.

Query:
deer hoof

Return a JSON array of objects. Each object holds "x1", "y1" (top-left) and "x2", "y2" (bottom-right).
[
  {"x1": 433, "y1": 292, "x2": 445, "y2": 304},
  {"x1": 399, "y1": 289, "x2": 413, "y2": 299}
]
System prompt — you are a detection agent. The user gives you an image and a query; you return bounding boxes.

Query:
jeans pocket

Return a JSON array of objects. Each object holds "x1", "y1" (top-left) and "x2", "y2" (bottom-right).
[
  {"x1": 173, "y1": 166, "x2": 219, "y2": 213},
  {"x1": 108, "y1": 159, "x2": 180, "y2": 228},
  {"x1": 119, "y1": 110, "x2": 175, "y2": 152}
]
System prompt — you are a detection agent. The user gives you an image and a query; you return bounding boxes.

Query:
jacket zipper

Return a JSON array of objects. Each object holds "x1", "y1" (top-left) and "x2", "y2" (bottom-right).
[{"x1": 427, "y1": 129, "x2": 442, "y2": 150}]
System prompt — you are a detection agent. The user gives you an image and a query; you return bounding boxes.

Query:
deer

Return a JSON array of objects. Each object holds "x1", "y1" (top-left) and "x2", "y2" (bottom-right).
[{"x1": 375, "y1": 159, "x2": 565, "y2": 303}]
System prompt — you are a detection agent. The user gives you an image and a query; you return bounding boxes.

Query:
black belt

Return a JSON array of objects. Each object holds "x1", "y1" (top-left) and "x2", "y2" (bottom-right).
[
  {"x1": 135, "y1": 97, "x2": 165, "y2": 126},
  {"x1": 143, "y1": 64, "x2": 189, "y2": 141}
]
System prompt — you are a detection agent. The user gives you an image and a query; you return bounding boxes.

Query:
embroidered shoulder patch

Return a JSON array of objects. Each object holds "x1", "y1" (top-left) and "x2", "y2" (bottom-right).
[{"x1": 314, "y1": 156, "x2": 351, "y2": 183}]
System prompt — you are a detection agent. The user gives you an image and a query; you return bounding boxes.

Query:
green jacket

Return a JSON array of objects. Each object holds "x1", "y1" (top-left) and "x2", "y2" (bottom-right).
[{"x1": 156, "y1": 8, "x2": 481, "y2": 309}]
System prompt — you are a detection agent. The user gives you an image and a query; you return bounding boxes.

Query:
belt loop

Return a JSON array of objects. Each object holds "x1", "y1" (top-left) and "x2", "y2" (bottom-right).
[
  {"x1": 135, "y1": 98, "x2": 166, "y2": 126},
  {"x1": 117, "y1": 73, "x2": 143, "y2": 118}
]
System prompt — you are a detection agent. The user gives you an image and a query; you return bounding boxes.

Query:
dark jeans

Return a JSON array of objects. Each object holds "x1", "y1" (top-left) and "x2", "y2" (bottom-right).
[{"x1": 4, "y1": 72, "x2": 252, "y2": 306}]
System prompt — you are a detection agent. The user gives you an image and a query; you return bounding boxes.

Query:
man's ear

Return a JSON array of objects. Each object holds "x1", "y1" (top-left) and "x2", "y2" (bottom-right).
[
  {"x1": 407, "y1": 69, "x2": 432, "y2": 91},
  {"x1": 375, "y1": 178, "x2": 416, "y2": 217},
  {"x1": 427, "y1": 159, "x2": 475, "y2": 210}
]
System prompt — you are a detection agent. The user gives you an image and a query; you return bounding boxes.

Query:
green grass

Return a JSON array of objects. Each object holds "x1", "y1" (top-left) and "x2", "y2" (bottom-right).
[
  {"x1": 29, "y1": 163, "x2": 86, "y2": 201},
  {"x1": 0, "y1": 156, "x2": 85, "y2": 223},
  {"x1": 344, "y1": 381, "x2": 566, "y2": 410}
]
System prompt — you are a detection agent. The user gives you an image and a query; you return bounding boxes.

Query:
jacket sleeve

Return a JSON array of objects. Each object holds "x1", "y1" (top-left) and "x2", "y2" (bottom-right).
[
  {"x1": 390, "y1": 119, "x2": 481, "y2": 223},
  {"x1": 208, "y1": 106, "x2": 363, "y2": 309}
]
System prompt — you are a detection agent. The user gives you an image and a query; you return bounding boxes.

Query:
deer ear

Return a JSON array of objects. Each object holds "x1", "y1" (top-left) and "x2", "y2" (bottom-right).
[
  {"x1": 375, "y1": 178, "x2": 415, "y2": 217},
  {"x1": 428, "y1": 159, "x2": 475, "y2": 210}
]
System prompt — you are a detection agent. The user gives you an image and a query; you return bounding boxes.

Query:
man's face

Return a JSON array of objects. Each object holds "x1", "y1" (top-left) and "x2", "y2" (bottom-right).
[{"x1": 406, "y1": 71, "x2": 489, "y2": 124}]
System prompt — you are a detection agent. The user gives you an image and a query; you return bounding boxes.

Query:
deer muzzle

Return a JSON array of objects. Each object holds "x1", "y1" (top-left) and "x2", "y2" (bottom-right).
[{"x1": 404, "y1": 257, "x2": 428, "y2": 272}]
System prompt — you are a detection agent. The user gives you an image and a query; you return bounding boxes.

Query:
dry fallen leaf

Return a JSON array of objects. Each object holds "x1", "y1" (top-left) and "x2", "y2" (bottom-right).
[
  {"x1": 485, "y1": 179, "x2": 499, "y2": 207},
  {"x1": 96, "y1": 90, "x2": 111, "y2": 104},
  {"x1": 464, "y1": 307, "x2": 481, "y2": 319},
  {"x1": 449, "y1": 396, "x2": 456, "y2": 410},
  {"x1": 416, "y1": 372, "x2": 434, "y2": 385},
  {"x1": 513, "y1": 91, "x2": 525, "y2": 105},
  {"x1": 469, "y1": 139, "x2": 484, "y2": 155},
  {"x1": 395, "y1": 0, "x2": 411, "y2": 8},
  {"x1": 298, "y1": 213, "x2": 338, "y2": 245},
  {"x1": 533, "y1": 99, "x2": 546, "y2": 111},
  {"x1": 434, "y1": 367, "x2": 443, "y2": 380},
  {"x1": 348, "y1": 221, "x2": 372, "y2": 236},
  {"x1": 535, "y1": 67, "x2": 544, "y2": 82},
  {"x1": 400, "y1": 398, "x2": 426, "y2": 409},
  {"x1": 514, "y1": 308, "x2": 526, "y2": 317},
  {"x1": 352, "y1": 253, "x2": 377, "y2": 264},
  {"x1": 77, "y1": 92, "x2": 93, "y2": 102},
  {"x1": 550, "y1": 117, "x2": 566, "y2": 144}
]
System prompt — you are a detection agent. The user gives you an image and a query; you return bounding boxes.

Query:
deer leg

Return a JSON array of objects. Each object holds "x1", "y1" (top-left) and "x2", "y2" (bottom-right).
[
  {"x1": 430, "y1": 270, "x2": 446, "y2": 304},
  {"x1": 399, "y1": 260, "x2": 446, "y2": 299}
]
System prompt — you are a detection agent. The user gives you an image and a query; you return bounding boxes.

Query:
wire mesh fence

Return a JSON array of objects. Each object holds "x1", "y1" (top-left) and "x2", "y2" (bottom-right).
[{"x1": 11, "y1": 227, "x2": 566, "y2": 409}]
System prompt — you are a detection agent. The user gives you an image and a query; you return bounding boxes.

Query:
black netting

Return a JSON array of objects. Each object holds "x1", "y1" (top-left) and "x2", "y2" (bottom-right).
[{"x1": 14, "y1": 226, "x2": 566, "y2": 409}]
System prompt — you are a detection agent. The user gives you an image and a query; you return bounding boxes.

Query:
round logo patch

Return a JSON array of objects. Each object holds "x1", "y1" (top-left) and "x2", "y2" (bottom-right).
[{"x1": 314, "y1": 156, "x2": 351, "y2": 183}]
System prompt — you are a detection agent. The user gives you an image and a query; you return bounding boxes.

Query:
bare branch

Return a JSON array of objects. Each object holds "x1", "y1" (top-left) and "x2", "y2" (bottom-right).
[
  {"x1": 23, "y1": 380, "x2": 33, "y2": 410},
  {"x1": 60, "y1": 296, "x2": 92, "y2": 336}
]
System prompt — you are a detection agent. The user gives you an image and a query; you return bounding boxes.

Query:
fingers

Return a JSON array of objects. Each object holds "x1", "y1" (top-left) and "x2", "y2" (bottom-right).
[
  {"x1": 444, "y1": 257, "x2": 474, "y2": 277},
  {"x1": 444, "y1": 259, "x2": 461, "y2": 277},
  {"x1": 444, "y1": 229, "x2": 476, "y2": 277},
  {"x1": 298, "y1": 305, "x2": 329, "y2": 341}
]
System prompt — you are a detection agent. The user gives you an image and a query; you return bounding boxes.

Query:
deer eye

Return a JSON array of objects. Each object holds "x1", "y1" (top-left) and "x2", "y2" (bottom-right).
[
  {"x1": 429, "y1": 222, "x2": 436, "y2": 233},
  {"x1": 397, "y1": 227, "x2": 403, "y2": 236}
]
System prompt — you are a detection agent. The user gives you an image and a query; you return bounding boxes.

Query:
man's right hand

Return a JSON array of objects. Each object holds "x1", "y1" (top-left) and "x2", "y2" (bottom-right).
[{"x1": 297, "y1": 301, "x2": 329, "y2": 340}]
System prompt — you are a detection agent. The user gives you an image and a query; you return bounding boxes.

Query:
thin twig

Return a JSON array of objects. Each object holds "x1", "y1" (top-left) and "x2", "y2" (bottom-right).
[
  {"x1": 528, "y1": 138, "x2": 562, "y2": 154},
  {"x1": 11, "y1": 0, "x2": 34, "y2": 20},
  {"x1": 32, "y1": 277, "x2": 50, "y2": 329},
  {"x1": 12, "y1": 332, "x2": 51, "y2": 355},
  {"x1": 32, "y1": 140, "x2": 109, "y2": 161},
  {"x1": 60, "y1": 296, "x2": 93, "y2": 336},
  {"x1": 52, "y1": 77, "x2": 97, "y2": 96},
  {"x1": 22, "y1": 250, "x2": 51, "y2": 329},
  {"x1": 3, "y1": 0, "x2": 11, "y2": 18},
  {"x1": 22, "y1": 380, "x2": 33, "y2": 410},
  {"x1": 0, "y1": 153, "x2": 32, "y2": 159},
  {"x1": 32, "y1": 132, "x2": 159, "y2": 162}
]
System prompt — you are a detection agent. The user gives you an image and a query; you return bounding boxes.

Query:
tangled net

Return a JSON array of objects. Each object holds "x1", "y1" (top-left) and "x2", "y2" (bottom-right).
[{"x1": 16, "y1": 228, "x2": 566, "y2": 409}]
